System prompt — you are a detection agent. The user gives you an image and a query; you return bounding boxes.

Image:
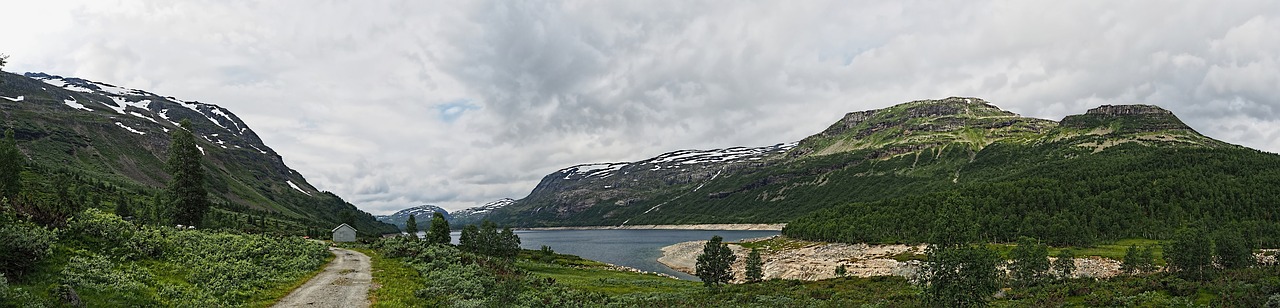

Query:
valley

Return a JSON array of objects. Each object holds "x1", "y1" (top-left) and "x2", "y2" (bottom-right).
[{"x1": 5, "y1": 57, "x2": 1280, "y2": 308}]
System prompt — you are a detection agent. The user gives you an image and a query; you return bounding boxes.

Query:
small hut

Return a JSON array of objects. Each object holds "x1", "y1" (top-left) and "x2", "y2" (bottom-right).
[{"x1": 332, "y1": 223, "x2": 357, "y2": 242}]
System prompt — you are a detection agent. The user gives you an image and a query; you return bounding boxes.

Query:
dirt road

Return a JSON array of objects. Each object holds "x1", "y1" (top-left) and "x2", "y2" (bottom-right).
[{"x1": 273, "y1": 247, "x2": 372, "y2": 308}]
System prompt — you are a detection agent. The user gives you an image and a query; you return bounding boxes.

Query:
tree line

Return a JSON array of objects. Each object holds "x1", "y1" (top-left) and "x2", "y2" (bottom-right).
[{"x1": 785, "y1": 144, "x2": 1280, "y2": 247}]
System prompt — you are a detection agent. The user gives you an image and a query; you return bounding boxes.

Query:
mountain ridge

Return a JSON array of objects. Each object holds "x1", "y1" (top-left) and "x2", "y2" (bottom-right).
[
  {"x1": 472, "y1": 97, "x2": 1243, "y2": 228},
  {"x1": 375, "y1": 205, "x2": 450, "y2": 230},
  {"x1": 0, "y1": 71, "x2": 397, "y2": 236}
]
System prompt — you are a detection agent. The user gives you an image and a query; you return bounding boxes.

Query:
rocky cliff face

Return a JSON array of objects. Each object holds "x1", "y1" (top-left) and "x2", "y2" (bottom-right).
[{"x1": 1061, "y1": 104, "x2": 1193, "y2": 132}]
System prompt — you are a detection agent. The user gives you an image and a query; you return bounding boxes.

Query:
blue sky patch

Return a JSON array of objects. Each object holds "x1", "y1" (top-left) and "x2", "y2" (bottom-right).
[{"x1": 436, "y1": 99, "x2": 480, "y2": 123}]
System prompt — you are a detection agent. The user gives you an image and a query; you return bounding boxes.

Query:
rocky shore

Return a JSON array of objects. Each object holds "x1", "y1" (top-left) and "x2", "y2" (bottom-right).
[{"x1": 658, "y1": 236, "x2": 1140, "y2": 283}]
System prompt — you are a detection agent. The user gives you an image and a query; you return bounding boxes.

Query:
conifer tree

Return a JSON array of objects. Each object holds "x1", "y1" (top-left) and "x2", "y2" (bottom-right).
[
  {"x1": 114, "y1": 198, "x2": 132, "y2": 218},
  {"x1": 696, "y1": 235, "x2": 736, "y2": 288},
  {"x1": 404, "y1": 214, "x2": 419, "y2": 240},
  {"x1": 426, "y1": 212, "x2": 451, "y2": 245},
  {"x1": 167, "y1": 120, "x2": 208, "y2": 227},
  {"x1": 745, "y1": 247, "x2": 764, "y2": 283},
  {"x1": 0, "y1": 129, "x2": 22, "y2": 200}
]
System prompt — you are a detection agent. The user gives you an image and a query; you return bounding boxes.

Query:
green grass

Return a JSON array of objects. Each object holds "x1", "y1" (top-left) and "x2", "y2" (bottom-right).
[
  {"x1": 354, "y1": 247, "x2": 430, "y2": 308},
  {"x1": 1056, "y1": 238, "x2": 1164, "y2": 261},
  {"x1": 516, "y1": 261, "x2": 697, "y2": 295},
  {"x1": 987, "y1": 238, "x2": 1164, "y2": 264}
]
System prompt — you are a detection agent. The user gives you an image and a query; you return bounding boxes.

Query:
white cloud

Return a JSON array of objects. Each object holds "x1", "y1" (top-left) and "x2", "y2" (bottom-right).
[{"x1": 3, "y1": 0, "x2": 1279, "y2": 214}]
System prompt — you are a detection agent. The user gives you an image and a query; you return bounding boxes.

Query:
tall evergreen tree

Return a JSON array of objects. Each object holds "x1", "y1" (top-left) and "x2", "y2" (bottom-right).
[
  {"x1": 426, "y1": 212, "x2": 451, "y2": 245},
  {"x1": 695, "y1": 235, "x2": 736, "y2": 288},
  {"x1": 404, "y1": 214, "x2": 419, "y2": 240},
  {"x1": 1008, "y1": 236, "x2": 1050, "y2": 288},
  {"x1": 745, "y1": 247, "x2": 764, "y2": 283},
  {"x1": 0, "y1": 129, "x2": 23, "y2": 200},
  {"x1": 166, "y1": 120, "x2": 207, "y2": 227}
]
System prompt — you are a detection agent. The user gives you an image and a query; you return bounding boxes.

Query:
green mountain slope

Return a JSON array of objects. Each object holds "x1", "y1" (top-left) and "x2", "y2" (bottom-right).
[
  {"x1": 0, "y1": 72, "x2": 396, "y2": 236},
  {"x1": 482, "y1": 98, "x2": 1280, "y2": 245}
]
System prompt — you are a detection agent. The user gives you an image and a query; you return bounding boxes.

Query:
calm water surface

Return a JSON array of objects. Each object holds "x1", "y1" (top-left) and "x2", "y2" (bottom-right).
[{"x1": 443, "y1": 229, "x2": 779, "y2": 280}]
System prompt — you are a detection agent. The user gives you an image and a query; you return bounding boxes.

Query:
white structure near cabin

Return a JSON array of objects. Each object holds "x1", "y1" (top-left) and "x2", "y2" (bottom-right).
[{"x1": 332, "y1": 223, "x2": 357, "y2": 242}]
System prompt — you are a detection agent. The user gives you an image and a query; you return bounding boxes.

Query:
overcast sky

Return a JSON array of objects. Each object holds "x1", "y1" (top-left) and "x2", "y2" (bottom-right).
[{"x1": 2, "y1": 1, "x2": 1278, "y2": 214}]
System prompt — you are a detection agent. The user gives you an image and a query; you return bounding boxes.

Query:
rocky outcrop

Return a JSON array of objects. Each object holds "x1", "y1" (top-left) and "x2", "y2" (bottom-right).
[
  {"x1": 1061, "y1": 104, "x2": 1193, "y2": 132},
  {"x1": 1086, "y1": 104, "x2": 1174, "y2": 116}
]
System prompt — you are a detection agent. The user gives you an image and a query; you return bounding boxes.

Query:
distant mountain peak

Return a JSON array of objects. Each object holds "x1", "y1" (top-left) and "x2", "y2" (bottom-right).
[
  {"x1": 375, "y1": 205, "x2": 451, "y2": 230},
  {"x1": 449, "y1": 198, "x2": 516, "y2": 226}
]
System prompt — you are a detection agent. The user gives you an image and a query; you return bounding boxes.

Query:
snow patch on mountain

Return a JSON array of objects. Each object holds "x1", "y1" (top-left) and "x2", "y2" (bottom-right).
[
  {"x1": 62, "y1": 98, "x2": 91, "y2": 111},
  {"x1": 286, "y1": 180, "x2": 311, "y2": 195},
  {"x1": 376, "y1": 205, "x2": 453, "y2": 229},
  {"x1": 561, "y1": 163, "x2": 628, "y2": 179},
  {"x1": 115, "y1": 122, "x2": 146, "y2": 135},
  {"x1": 555, "y1": 143, "x2": 797, "y2": 180},
  {"x1": 27, "y1": 73, "x2": 252, "y2": 138},
  {"x1": 2, "y1": 95, "x2": 22, "y2": 102},
  {"x1": 452, "y1": 198, "x2": 515, "y2": 218}
]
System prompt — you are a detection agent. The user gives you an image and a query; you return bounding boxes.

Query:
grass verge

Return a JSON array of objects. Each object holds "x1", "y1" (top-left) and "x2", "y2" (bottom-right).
[
  {"x1": 352, "y1": 247, "x2": 429, "y2": 308},
  {"x1": 247, "y1": 248, "x2": 337, "y2": 308}
]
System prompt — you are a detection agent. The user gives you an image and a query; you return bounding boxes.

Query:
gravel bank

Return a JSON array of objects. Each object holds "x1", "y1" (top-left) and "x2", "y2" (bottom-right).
[{"x1": 658, "y1": 236, "x2": 1146, "y2": 283}]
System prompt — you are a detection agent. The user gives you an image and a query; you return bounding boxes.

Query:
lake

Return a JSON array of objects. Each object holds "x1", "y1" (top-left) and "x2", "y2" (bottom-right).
[{"x1": 439, "y1": 229, "x2": 779, "y2": 280}]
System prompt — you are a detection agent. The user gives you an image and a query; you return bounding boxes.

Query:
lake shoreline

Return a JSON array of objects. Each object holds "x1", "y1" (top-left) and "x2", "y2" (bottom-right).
[{"x1": 516, "y1": 223, "x2": 786, "y2": 231}]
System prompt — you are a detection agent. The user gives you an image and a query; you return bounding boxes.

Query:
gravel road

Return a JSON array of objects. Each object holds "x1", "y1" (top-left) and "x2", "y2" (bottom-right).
[{"x1": 273, "y1": 247, "x2": 372, "y2": 308}]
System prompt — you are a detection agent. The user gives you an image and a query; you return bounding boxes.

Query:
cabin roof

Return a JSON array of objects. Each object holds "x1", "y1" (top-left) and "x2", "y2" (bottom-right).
[{"x1": 332, "y1": 223, "x2": 357, "y2": 233}]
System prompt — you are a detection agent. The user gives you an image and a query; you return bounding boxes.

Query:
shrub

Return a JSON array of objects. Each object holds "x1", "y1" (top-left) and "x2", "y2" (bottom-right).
[
  {"x1": 68, "y1": 208, "x2": 135, "y2": 248},
  {"x1": 0, "y1": 220, "x2": 57, "y2": 279}
]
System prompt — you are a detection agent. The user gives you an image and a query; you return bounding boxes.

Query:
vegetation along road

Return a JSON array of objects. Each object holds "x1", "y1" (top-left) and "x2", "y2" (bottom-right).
[{"x1": 274, "y1": 247, "x2": 373, "y2": 308}]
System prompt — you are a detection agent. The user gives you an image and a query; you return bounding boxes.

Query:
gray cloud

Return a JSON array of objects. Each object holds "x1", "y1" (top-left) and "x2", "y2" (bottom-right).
[{"x1": 2, "y1": 1, "x2": 1279, "y2": 214}]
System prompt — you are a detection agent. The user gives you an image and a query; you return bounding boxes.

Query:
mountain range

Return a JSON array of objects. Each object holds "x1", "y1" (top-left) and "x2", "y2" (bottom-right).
[
  {"x1": 441, "y1": 97, "x2": 1277, "y2": 240},
  {"x1": 0, "y1": 72, "x2": 397, "y2": 236},
  {"x1": 375, "y1": 205, "x2": 450, "y2": 230}
]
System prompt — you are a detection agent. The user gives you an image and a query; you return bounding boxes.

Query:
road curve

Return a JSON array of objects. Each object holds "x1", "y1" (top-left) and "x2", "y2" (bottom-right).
[{"x1": 273, "y1": 247, "x2": 372, "y2": 308}]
